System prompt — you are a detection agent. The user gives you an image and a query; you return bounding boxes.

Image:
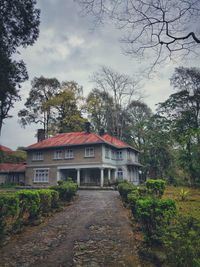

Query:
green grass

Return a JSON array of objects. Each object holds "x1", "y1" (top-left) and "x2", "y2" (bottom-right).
[{"x1": 163, "y1": 186, "x2": 200, "y2": 220}]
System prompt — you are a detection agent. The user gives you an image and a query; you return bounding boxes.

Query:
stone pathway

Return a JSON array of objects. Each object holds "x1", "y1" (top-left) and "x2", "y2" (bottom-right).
[{"x1": 0, "y1": 191, "x2": 143, "y2": 267}]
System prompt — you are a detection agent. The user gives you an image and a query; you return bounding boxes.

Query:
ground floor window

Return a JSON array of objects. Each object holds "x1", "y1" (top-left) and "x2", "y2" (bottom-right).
[
  {"x1": 117, "y1": 168, "x2": 123, "y2": 179},
  {"x1": 34, "y1": 169, "x2": 49, "y2": 183}
]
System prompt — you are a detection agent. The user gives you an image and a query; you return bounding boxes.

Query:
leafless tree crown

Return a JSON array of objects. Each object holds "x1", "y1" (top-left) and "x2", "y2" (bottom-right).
[{"x1": 77, "y1": 0, "x2": 200, "y2": 69}]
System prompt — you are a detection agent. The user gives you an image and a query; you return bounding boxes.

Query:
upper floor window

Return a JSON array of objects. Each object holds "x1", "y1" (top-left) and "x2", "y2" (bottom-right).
[
  {"x1": 105, "y1": 147, "x2": 110, "y2": 159},
  {"x1": 65, "y1": 149, "x2": 74, "y2": 159},
  {"x1": 111, "y1": 150, "x2": 116, "y2": 160},
  {"x1": 34, "y1": 169, "x2": 49, "y2": 183},
  {"x1": 127, "y1": 150, "x2": 131, "y2": 160},
  {"x1": 85, "y1": 147, "x2": 94, "y2": 157},
  {"x1": 32, "y1": 151, "x2": 43, "y2": 161},
  {"x1": 116, "y1": 150, "x2": 123, "y2": 160},
  {"x1": 54, "y1": 150, "x2": 62, "y2": 160}
]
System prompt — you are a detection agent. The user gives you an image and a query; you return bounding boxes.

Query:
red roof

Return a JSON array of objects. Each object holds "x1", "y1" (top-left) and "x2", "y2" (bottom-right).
[
  {"x1": 27, "y1": 132, "x2": 138, "y2": 151},
  {"x1": 0, "y1": 145, "x2": 13, "y2": 153},
  {"x1": 0, "y1": 163, "x2": 26, "y2": 173}
]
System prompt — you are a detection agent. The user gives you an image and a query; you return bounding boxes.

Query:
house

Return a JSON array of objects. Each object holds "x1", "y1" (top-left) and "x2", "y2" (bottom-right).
[
  {"x1": 0, "y1": 163, "x2": 26, "y2": 184},
  {"x1": 25, "y1": 131, "x2": 142, "y2": 187},
  {"x1": 0, "y1": 145, "x2": 13, "y2": 153}
]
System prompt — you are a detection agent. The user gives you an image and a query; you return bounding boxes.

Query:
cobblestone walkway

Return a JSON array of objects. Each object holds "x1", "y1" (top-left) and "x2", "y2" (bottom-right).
[{"x1": 0, "y1": 191, "x2": 142, "y2": 267}]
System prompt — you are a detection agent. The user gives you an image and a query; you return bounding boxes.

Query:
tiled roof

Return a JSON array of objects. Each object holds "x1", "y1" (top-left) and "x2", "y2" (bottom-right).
[
  {"x1": 0, "y1": 145, "x2": 13, "y2": 153},
  {"x1": 26, "y1": 132, "x2": 138, "y2": 151},
  {"x1": 0, "y1": 163, "x2": 26, "y2": 173}
]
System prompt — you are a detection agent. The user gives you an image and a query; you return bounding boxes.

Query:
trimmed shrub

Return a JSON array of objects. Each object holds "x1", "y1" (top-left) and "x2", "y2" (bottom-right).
[
  {"x1": 146, "y1": 179, "x2": 166, "y2": 198},
  {"x1": 49, "y1": 190, "x2": 59, "y2": 209},
  {"x1": 51, "y1": 180, "x2": 78, "y2": 202},
  {"x1": 37, "y1": 189, "x2": 52, "y2": 214},
  {"x1": 17, "y1": 190, "x2": 40, "y2": 221},
  {"x1": 0, "y1": 193, "x2": 19, "y2": 236},
  {"x1": 127, "y1": 190, "x2": 140, "y2": 213},
  {"x1": 163, "y1": 216, "x2": 200, "y2": 267},
  {"x1": 135, "y1": 197, "x2": 176, "y2": 244},
  {"x1": 118, "y1": 181, "x2": 136, "y2": 202}
]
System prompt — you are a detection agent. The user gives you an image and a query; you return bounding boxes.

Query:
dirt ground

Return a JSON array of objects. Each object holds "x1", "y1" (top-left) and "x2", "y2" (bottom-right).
[{"x1": 0, "y1": 190, "x2": 144, "y2": 267}]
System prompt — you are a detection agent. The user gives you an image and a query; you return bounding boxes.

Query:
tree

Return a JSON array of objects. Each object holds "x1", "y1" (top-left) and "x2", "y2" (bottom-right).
[
  {"x1": 0, "y1": 54, "x2": 28, "y2": 134},
  {"x1": 18, "y1": 76, "x2": 60, "y2": 137},
  {"x1": 45, "y1": 81, "x2": 87, "y2": 133},
  {"x1": 0, "y1": 0, "x2": 40, "y2": 134},
  {"x1": 158, "y1": 67, "x2": 200, "y2": 184},
  {"x1": 77, "y1": 0, "x2": 200, "y2": 69},
  {"x1": 126, "y1": 100, "x2": 152, "y2": 149},
  {"x1": 91, "y1": 66, "x2": 139, "y2": 138},
  {"x1": 85, "y1": 88, "x2": 114, "y2": 133}
]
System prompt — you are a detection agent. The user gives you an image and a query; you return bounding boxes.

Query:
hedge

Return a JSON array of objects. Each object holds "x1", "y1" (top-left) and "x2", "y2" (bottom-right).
[
  {"x1": 118, "y1": 181, "x2": 137, "y2": 202},
  {"x1": 0, "y1": 180, "x2": 77, "y2": 239}
]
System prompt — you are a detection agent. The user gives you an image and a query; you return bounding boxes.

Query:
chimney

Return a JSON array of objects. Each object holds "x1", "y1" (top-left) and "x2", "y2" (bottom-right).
[
  {"x1": 84, "y1": 122, "x2": 91, "y2": 133},
  {"x1": 99, "y1": 128, "x2": 105, "y2": 136},
  {"x1": 37, "y1": 129, "x2": 46, "y2": 142}
]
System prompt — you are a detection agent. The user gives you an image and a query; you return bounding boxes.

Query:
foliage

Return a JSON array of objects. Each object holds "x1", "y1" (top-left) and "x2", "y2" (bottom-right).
[
  {"x1": 44, "y1": 81, "x2": 87, "y2": 134},
  {"x1": 127, "y1": 190, "x2": 140, "y2": 213},
  {"x1": 37, "y1": 189, "x2": 53, "y2": 214},
  {"x1": 179, "y1": 188, "x2": 190, "y2": 202},
  {"x1": 158, "y1": 67, "x2": 200, "y2": 185},
  {"x1": 18, "y1": 76, "x2": 60, "y2": 137},
  {"x1": 17, "y1": 190, "x2": 40, "y2": 220},
  {"x1": 0, "y1": 150, "x2": 27, "y2": 164},
  {"x1": 49, "y1": 190, "x2": 60, "y2": 209},
  {"x1": 0, "y1": 0, "x2": 40, "y2": 134},
  {"x1": 51, "y1": 180, "x2": 78, "y2": 202},
  {"x1": 118, "y1": 181, "x2": 136, "y2": 202},
  {"x1": 135, "y1": 197, "x2": 177, "y2": 244},
  {"x1": 146, "y1": 179, "x2": 166, "y2": 198},
  {"x1": 163, "y1": 216, "x2": 200, "y2": 267},
  {"x1": 0, "y1": 193, "x2": 19, "y2": 236}
]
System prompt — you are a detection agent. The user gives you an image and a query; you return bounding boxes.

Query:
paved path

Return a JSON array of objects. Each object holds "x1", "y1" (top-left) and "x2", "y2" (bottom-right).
[{"x1": 0, "y1": 191, "x2": 142, "y2": 267}]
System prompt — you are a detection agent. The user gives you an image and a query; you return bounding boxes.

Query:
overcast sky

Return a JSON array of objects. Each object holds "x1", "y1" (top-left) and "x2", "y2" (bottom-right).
[{"x1": 0, "y1": 0, "x2": 199, "y2": 150}]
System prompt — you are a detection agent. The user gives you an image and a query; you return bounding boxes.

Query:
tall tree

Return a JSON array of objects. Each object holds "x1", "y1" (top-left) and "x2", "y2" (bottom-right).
[
  {"x1": 85, "y1": 88, "x2": 114, "y2": 133},
  {"x1": 45, "y1": 81, "x2": 87, "y2": 133},
  {"x1": 91, "y1": 66, "x2": 139, "y2": 138},
  {"x1": 158, "y1": 67, "x2": 200, "y2": 184},
  {"x1": 0, "y1": 0, "x2": 40, "y2": 134},
  {"x1": 77, "y1": 0, "x2": 200, "y2": 69},
  {"x1": 18, "y1": 76, "x2": 61, "y2": 137}
]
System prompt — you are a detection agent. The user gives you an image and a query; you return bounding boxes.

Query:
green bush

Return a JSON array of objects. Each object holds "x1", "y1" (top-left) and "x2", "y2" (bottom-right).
[
  {"x1": 17, "y1": 190, "x2": 40, "y2": 220},
  {"x1": 37, "y1": 189, "x2": 52, "y2": 214},
  {"x1": 146, "y1": 179, "x2": 166, "y2": 198},
  {"x1": 163, "y1": 216, "x2": 200, "y2": 267},
  {"x1": 0, "y1": 193, "x2": 19, "y2": 236},
  {"x1": 135, "y1": 197, "x2": 176, "y2": 244},
  {"x1": 118, "y1": 181, "x2": 136, "y2": 202},
  {"x1": 49, "y1": 190, "x2": 59, "y2": 209},
  {"x1": 51, "y1": 180, "x2": 78, "y2": 202},
  {"x1": 127, "y1": 190, "x2": 140, "y2": 213}
]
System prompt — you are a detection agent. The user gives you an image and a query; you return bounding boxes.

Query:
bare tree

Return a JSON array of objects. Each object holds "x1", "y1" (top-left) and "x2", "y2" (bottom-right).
[
  {"x1": 91, "y1": 66, "x2": 140, "y2": 138},
  {"x1": 76, "y1": 0, "x2": 200, "y2": 70}
]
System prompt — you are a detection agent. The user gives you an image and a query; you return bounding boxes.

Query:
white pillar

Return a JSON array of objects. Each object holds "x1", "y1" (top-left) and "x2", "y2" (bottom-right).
[
  {"x1": 57, "y1": 169, "x2": 61, "y2": 181},
  {"x1": 108, "y1": 169, "x2": 111, "y2": 181},
  {"x1": 100, "y1": 168, "x2": 104, "y2": 187},
  {"x1": 77, "y1": 168, "x2": 80, "y2": 186}
]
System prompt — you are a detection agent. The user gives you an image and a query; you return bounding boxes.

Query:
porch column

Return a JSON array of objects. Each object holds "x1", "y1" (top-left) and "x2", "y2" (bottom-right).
[
  {"x1": 57, "y1": 169, "x2": 61, "y2": 181},
  {"x1": 108, "y1": 168, "x2": 111, "y2": 181},
  {"x1": 100, "y1": 168, "x2": 104, "y2": 187},
  {"x1": 77, "y1": 168, "x2": 80, "y2": 186}
]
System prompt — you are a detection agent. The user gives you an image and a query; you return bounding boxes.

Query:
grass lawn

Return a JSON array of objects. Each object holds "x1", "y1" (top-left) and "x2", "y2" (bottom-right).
[{"x1": 163, "y1": 186, "x2": 200, "y2": 220}]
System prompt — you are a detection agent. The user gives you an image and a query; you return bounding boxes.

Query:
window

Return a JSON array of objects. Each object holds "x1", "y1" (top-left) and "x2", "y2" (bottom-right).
[
  {"x1": 34, "y1": 169, "x2": 49, "y2": 183},
  {"x1": 105, "y1": 148, "x2": 110, "y2": 158},
  {"x1": 85, "y1": 147, "x2": 94, "y2": 157},
  {"x1": 127, "y1": 150, "x2": 131, "y2": 160},
  {"x1": 65, "y1": 149, "x2": 74, "y2": 159},
  {"x1": 111, "y1": 150, "x2": 116, "y2": 160},
  {"x1": 116, "y1": 150, "x2": 123, "y2": 160},
  {"x1": 54, "y1": 150, "x2": 62, "y2": 160},
  {"x1": 32, "y1": 151, "x2": 43, "y2": 161},
  {"x1": 117, "y1": 168, "x2": 123, "y2": 179}
]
